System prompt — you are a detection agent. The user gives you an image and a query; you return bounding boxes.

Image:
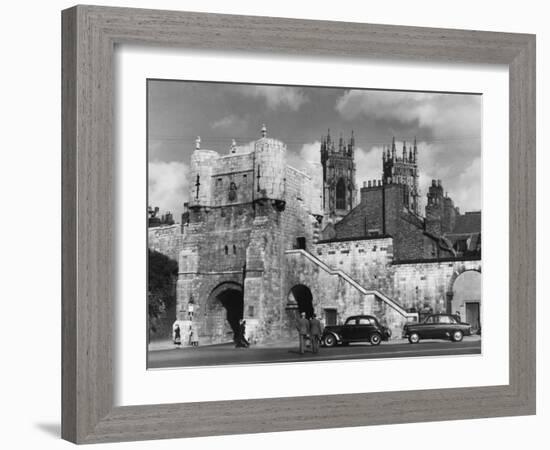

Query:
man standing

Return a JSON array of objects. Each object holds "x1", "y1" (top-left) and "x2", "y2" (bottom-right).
[
  {"x1": 239, "y1": 319, "x2": 250, "y2": 348},
  {"x1": 296, "y1": 311, "x2": 310, "y2": 354},
  {"x1": 309, "y1": 313, "x2": 323, "y2": 354}
]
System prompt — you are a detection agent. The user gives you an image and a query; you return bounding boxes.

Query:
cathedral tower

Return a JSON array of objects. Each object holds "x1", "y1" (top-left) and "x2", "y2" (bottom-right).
[
  {"x1": 382, "y1": 137, "x2": 420, "y2": 215},
  {"x1": 320, "y1": 129, "x2": 357, "y2": 221}
]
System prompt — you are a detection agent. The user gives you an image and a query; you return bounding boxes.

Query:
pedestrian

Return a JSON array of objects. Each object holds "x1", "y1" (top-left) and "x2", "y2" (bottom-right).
[
  {"x1": 173, "y1": 324, "x2": 181, "y2": 347},
  {"x1": 190, "y1": 323, "x2": 199, "y2": 347},
  {"x1": 296, "y1": 311, "x2": 310, "y2": 354},
  {"x1": 239, "y1": 319, "x2": 250, "y2": 347},
  {"x1": 309, "y1": 313, "x2": 323, "y2": 354}
]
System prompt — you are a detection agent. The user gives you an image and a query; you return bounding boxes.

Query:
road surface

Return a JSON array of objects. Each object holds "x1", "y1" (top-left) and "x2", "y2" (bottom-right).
[{"x1": 148, "y1": 337, "x2": 481, "y2": 369}]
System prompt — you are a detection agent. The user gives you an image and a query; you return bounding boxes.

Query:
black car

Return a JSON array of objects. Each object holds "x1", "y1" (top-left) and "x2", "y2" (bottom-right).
[
  {"x1": 402, "y1": 314, "x2": 472, "y2": 343},
  {"x1": 322, "y1": 315, "x2": 391, "y2": 347}
]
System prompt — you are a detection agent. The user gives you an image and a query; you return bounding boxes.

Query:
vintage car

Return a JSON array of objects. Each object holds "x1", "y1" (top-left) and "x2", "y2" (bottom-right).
[
  {"x1": 321, "y1": 315, "x2": 391, "y2": 347},
  {"x1": 402, "y1": 314, "x2": 472, "y2": 343}
]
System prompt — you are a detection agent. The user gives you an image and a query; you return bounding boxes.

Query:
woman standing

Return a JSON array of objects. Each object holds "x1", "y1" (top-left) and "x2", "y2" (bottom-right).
[
  {"x1": 173, "y1": 324, "x2": 181, "y2": 347},
  {"x1": 190, "y1": 323, "x2": 199, "y2": 347}
]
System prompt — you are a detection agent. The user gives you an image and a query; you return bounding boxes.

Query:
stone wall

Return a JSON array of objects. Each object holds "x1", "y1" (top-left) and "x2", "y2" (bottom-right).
[
  {"x1": 313, "y1": 237, "x2": 395, "y2": 293},
  {"x1": 286, "y1": 241, "x2": 481, "y2": 338},
  {"x1": 176, "y1": 203, "x2": 255, "y2": 342},
  {"x1": 284, "y1": 247, "x2": 412, "y2": 338},
  {"x1": 148, "y1": 224, "x2": 183, "y2": 262},
  {"x1": 392, "y1": 259, "x2": 482, "y2": 312},
  {"x1": 211, "y1": 153, "x2": 254, "y2": 206}
]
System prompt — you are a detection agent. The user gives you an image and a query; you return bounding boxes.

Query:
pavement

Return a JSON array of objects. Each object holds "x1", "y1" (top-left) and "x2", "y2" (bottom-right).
[
  {"x1": 149, "y1": 334, "x2": 481, "y2": 351},
  {"x1": 147, "y1": 335, "x2": 481, "y2": 368}
]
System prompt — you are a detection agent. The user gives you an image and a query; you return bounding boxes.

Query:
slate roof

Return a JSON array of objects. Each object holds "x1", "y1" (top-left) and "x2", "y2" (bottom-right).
[{"x1": 453, "y1": 211, "x2": 481, "y2": 234}]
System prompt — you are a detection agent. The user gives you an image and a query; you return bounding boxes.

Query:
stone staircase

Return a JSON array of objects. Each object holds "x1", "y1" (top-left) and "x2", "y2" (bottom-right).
[{"x1": 285, "y1": 249, "x2": 417, "y2": 323}]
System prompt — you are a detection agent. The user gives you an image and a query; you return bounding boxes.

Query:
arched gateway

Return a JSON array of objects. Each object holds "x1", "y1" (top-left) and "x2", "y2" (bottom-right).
[
  {"x1": 205, "y1": 282, "x2": 244, "y2": 343},
  {"x1": 287, "y1": 284, "x2": 314, "y2": 318},
  {"x1": 448, "y1": 270, "x2": 481, "y2": 334}
]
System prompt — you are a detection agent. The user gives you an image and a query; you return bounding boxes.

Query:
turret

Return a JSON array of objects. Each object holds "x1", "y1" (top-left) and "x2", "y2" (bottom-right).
[
  {"x1": 189, "y1": 140, "x2": 218, "y2": 208},
  {"x1": 391, "y1": 136, "x2": 396, "y2": 160},
  {"x1": 254, "y1": 123, "x2": 286, "y2": 201}
]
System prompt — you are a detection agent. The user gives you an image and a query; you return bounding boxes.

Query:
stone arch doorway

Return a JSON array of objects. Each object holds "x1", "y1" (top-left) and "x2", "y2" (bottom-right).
[
  {"x1": 288, "y1": 284, "x2": 314, "y2": 318},
  {"x1": 449, "y1": 270, "x2": 481, "y2": 333},
  {"x1": 205, "y1": 282, "x2": 244, "y2": 343}
]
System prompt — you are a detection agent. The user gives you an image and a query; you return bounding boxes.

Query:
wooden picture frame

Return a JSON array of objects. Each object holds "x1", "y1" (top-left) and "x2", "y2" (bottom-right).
[{"x1": 61, "y1": 5, "x2": 536, "y2": 444}]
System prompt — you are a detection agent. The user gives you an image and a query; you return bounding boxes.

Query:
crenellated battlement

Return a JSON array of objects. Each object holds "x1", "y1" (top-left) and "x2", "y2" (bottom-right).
[{"x1": 187, "y1": 124, "x2": 322, "y2": 215}]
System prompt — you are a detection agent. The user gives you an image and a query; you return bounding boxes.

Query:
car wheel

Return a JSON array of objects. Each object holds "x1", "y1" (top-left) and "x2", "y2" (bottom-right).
[
  {"x1": 370, "y1": 333, "x2": 382, "y2": 346},
  {"x1": 452, "y1": 330, "x2": 464, "y2": 342},
  {"x1": 323, "y1": 334, "x2": 337, "y2": 347},
  {"x1": 408, "y1": 332, "x2": 420, "y2": 344}
]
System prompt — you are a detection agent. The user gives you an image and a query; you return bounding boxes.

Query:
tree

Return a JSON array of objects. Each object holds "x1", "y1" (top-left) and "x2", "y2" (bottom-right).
[{"x1": 148, "y1": 249, "x2": 178, "y2": 334}]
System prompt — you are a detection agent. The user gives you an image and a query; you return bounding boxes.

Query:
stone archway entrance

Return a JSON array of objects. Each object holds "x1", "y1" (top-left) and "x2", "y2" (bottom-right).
[
  {"x1": 205, "y1": 282, "x2": 244, "y2": 344},
  {"x1": 288, "y1": 284, "x2": 314, "y2": 318},
  {"x1": 450, "y1": 270, "x2": 481, "y2": 334}
]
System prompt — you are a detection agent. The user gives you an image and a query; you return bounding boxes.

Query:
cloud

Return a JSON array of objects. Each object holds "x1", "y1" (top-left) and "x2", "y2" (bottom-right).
[
  {"x1": 298, "y1": 141, "x2": 321, "y2": 163},
  {"x1": 148, "y1": 161, "x2": 189, "y2": 218},
  {"x1": 211, "y1": 114, "x2": 248, "y2": 134},
  {"x1": 337, "y1": 91, "x2": 435, "y2": 123},
  {"x1": 415, "y1": 140, "x2": 481, "y2": 212},
  {"x1": 237, "y1": 85, "x2": 308, "y2": 111},
  {"x1": 451, "y1": 157, "x2": 481, "y2": 212},
  {"x1": 285, "y1": 141, "x2": 321, "y2": 171},
  {"x1": 335, "y1": 90, "x2": 481, "y2": 138},
  {"x1": 354, "y1": 146, "x2": 384, "y2": 188}
]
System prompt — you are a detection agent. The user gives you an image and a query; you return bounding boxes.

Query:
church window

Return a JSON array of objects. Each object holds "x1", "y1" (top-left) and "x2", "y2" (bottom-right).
[
  {"x1": 336, "y1": 178, "x2": 346, "y2": 209},
  {"x1": 232, "y1": 244, "x2": 237, "y2": 254},
  {"x1": 224, "y1": 245, "x2": 228, "y2": 255},
  {"x1": 243, "y1": 174, "x2": 247, "y2": 184}
]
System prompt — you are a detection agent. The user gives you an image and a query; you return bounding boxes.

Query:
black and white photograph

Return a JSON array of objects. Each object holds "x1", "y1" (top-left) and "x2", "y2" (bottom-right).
[
  {"x1": 2, "y1": 0, "x2": 544, "y2": 447},
  {"x1": 147, "y1": 80, "x2": 482, "y2": 368}
]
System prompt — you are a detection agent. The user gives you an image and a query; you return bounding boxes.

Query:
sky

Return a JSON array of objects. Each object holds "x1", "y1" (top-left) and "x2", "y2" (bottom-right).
[{"x1": 148, "y1": 80, "x2": 482, "y2": 218}]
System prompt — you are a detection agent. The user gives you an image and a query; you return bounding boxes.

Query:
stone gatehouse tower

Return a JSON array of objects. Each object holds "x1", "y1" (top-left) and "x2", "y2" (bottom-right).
[{"x1": 175, "y1": 125, "x2": 324, "y2": 344}]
